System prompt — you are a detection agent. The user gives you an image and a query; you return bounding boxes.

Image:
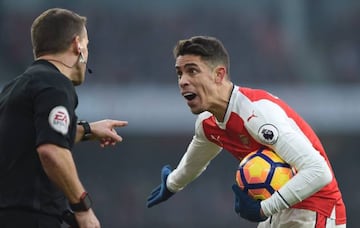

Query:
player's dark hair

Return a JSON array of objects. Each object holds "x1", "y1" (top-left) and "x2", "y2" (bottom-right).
[
  {"x1": 173, "y1": 36, "x2": 230, "y2": 72},
  {"x1": 31, "y1": 8, "x2": 87, "y2": 58}
]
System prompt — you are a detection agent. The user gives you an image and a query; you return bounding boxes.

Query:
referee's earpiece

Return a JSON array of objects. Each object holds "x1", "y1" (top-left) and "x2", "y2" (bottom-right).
[
  {"x1": 77, "y1": 44, "x2": 93, "y2": 74},
  {"x1": 79, "y1": 52, "x2": 86, "y2": 63},
  {"x1": 78, "y1": 45, "x2": 86, "y2": 63}
]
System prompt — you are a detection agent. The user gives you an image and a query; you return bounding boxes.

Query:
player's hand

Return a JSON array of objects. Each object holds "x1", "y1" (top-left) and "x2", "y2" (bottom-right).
[
  {"x1": 146, "y1": 165, "x2": 175, "y2": 208},
  {"x1": 231, "y1": 184, "x2": 267, "y2": 222},
  {"x1": 74, "y1": 209, "x2": 100, "y2": 228},
  {"x1": 90, "y1": 119, "x2": 128, "y2": 147}
]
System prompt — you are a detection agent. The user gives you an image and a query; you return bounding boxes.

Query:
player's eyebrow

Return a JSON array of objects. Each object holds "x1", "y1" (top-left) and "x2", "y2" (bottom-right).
[{"x1": 175, "y1": 63, "x2": 199, "y2": 69}]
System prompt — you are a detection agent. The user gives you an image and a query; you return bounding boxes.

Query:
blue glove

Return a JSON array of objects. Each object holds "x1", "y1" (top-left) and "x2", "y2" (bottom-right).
[
  {"x1": 231, "y1": 184, "x2": 268, "y2": 222},
  {"x1": 146, "y1": 165, "x2": 175, "y2": 208}
]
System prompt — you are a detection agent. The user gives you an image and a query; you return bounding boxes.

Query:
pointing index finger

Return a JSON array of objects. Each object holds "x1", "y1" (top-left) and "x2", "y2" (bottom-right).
[{"x1": 109, "y1": 120, "x2": 128, "y2": 128}]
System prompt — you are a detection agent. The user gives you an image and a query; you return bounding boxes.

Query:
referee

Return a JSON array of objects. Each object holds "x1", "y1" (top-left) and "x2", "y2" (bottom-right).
[{"x1": 0, "y1": 8, "x2": 128, "y2": 228}]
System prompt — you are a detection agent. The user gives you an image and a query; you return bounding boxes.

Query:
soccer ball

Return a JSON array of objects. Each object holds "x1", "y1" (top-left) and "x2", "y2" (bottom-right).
[{"x1": 236, "y1": 148, "x2": 295, "y2": 201}]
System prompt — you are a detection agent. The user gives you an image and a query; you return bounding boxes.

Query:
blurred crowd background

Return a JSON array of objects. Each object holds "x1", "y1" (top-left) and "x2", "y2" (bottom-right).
[{"x1": 0, "y1": 0, "x2": 359, "y2": 227}]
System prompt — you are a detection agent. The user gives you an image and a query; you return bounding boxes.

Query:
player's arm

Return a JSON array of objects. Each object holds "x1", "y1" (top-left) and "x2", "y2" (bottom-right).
[
  {"x1": 166, "y1": 135, "x2": 222, "y2": 192},
  {"x1": 166, "y1": 113, "x2": 222, "y2": 192},
  {"x1": 75, "y1": 119, "x2": 128, "y2": 146},
  {"x1": 146, "y1": 115, "x2": 222, "y2": 208},
  {"x1": 147, "y1": 136, "x2": 221, "y2": 208},
  {"x1": 261, "y1": 130, "x2": 332, "y2": 216},
  {"x1": 247, "y1": 100, "x2": 332, "y2": 217}
]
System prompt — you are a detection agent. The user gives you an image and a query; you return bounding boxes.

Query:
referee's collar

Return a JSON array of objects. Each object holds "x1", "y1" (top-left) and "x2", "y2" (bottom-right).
[{"x1": 32, "y1": 59, "x2": 61, "y2": 73}]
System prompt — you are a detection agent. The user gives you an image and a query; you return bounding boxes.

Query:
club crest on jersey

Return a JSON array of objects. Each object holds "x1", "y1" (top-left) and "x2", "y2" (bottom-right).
[
  {"x1": 258, "y1": 124, "x2": 279, "y2": 145},
  {"x1": 48, "y1": 106, "x2": 70, "y2": 135},
  {"x1": 239, "y1": 134, "x2": 250, "y2": 146}
]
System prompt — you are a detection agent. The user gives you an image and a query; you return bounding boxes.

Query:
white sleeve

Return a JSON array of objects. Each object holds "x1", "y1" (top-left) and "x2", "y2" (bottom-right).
[
  {"x1": 245, "y1": 100, "x2": 333, "y2": 216},
  {"x1": 166, "y1": 116, "x2": 222, "y2": 192}
]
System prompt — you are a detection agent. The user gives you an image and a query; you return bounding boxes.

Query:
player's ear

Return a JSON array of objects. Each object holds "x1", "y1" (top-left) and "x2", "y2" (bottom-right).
[{"x1": 215, "y1": 66, "x2": 226, "y2": 83}]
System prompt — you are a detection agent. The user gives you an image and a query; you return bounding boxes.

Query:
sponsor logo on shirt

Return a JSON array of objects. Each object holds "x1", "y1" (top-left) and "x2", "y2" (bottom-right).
[
  {"x1": 258, "y1": 124, "x2": 279, "y2": 145},
  {"x1": 48, "y1": 106, "x2": 70, "y2": 135},
  {"x1": 246, "y1": 111, "x2": 258, "y2": 122},
  {"x1": 210, "y1": 134, "x2": 223, "y2": 146}
]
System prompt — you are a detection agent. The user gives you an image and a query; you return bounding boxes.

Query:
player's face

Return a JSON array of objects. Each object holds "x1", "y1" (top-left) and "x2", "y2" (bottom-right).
[{"x1": 175, "y1": 55, "x2": 219, "y2": 114}]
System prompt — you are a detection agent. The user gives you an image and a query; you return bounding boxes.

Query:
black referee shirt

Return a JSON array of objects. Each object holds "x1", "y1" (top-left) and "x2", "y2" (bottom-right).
[{"x1": 0, "y1": 60, "x2": 78, "y2": 217}]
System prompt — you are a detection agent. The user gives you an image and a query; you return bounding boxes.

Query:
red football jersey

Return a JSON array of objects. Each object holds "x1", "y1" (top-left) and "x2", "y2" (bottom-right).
[{"x1": 167, "y1": 86, "x2": 346, "y2": 224}]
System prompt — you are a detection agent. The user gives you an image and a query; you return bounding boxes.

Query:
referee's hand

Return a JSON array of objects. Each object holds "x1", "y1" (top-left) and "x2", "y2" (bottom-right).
[
  {"x1": 74, "y1": 208, "x2": 100, "y2": 228},
  {"x1": 62, "y1": 209, "x2": 79, "y2": 227},
  {"x1": 90, "y1": 119, "x2": 128, "y2": 147}
]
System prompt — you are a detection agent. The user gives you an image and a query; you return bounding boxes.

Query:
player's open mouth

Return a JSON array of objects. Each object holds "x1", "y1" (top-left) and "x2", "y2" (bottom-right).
[{"x1": 183, "y1": 92, "x2": 197, "y2": 101}]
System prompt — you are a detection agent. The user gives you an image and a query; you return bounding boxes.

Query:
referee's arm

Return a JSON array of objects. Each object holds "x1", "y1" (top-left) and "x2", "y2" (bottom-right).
[{"x1": 37, "y1": 143, "x2": 86, "y2": 204}]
